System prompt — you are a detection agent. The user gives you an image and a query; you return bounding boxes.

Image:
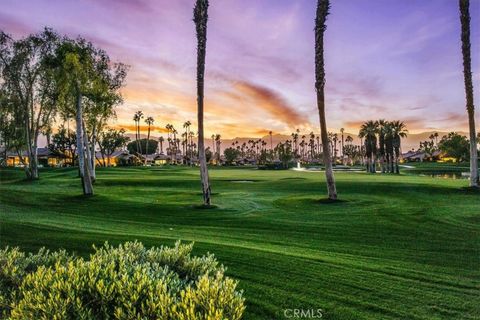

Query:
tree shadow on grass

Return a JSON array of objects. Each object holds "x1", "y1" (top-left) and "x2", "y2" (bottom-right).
[
  {"x1": 191, "y1": 204, "x2": 219, "y2": 210},
  {"x1": 315, "y1": 198, "x2": 350, "y2": 205},
  {"x1": 459, "y1": 186, "x2": 480, "y2": 195}
]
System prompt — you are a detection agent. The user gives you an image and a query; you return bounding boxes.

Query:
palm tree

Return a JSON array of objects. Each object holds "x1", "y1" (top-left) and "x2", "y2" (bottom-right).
[
  {"x1": 391, "y1": 121, "x2": 408, "y2": 174},
  {"x1": 359, "y1": 120, "x2": 379, "y2": 173},
  {"x1": 269, "y1": 131, "x2": 273, "y2": 151},
  {"x1": 315, "y1": 0, "x2": 337, "y2": 200},
  {"x1": 183, "y1": 121, "x2": 192, "y2": 164},
  {"x1": 144, "y1": 116, "x2": 154, "y2": 165},
  {"x1": 459, "y1": 0, "x2": 478, "y2": 187},
  {"x1": 378, "y1": 119, "x2": 387, "y2": 173},
  {"x1": 215, "y1": 134, "x2": 221, "y2": 163},
  {"x1": 340, "y1": 127, "x2": 344, "y2": 164},
  {"x1": 133, "y1": 111, "x2": 144, "y2": 156},
  {"x1": 383, "y1": 122, "x2": 394, "y2": 173},
  {"x1": 194, "y1": 0, "x2": 212, "y2": 205},
  {"x1": 158, "y1": 136, "x2": 164, "y2": 154}
]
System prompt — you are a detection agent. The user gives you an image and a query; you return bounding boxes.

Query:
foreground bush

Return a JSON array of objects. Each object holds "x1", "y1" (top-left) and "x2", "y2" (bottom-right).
[{"x1": 0, "y1": 241, "x2": 245, "y2": 319}]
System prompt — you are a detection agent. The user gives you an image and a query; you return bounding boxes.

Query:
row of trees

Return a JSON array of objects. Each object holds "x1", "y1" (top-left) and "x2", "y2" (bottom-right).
[
  {"x1": 2, "y1": 0, "x2": 478, "y2": 204},
  {"x1": 418, "y1": 131, "x2": 480, "y2": 162},
  {"x1": 0, "y1": 28, "x2": 127, "y2": 195},
  {"x1": 359, "y1": 120, "x2": 408, "y2": 174}
]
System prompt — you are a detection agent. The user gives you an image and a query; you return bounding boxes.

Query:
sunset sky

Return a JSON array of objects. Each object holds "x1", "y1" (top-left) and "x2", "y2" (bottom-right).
[{"x1": 1, "y1": 0, "x2": 479, "y2": 138}]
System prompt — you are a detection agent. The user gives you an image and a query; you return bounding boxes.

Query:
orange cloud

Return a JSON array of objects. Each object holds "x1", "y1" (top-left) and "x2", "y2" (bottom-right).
[
  {"x1": 225, "y1": 80, "x2": 308, "y2": 127},
  {"x1": 110, "y1": 124, "x2": 169, "y2": 133}
]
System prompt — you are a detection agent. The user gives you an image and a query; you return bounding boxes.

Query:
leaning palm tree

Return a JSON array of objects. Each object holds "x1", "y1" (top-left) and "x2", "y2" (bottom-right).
[
  {"x1": 144, "y1": 116, "x2": 154, "y2": 165},
  {"x1": 459, "y1": 0, "x2": 478, "y2": 187},
  {"x1": 194, "y1": 0, "x2": 212, "y2": 205},
  {"x1": 315, "y1": 0, "x2": 337, "y2": 200}
]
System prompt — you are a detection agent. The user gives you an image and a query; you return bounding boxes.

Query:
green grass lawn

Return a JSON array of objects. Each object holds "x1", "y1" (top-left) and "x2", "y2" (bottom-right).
[{"x1": 1, "y1": 166, "x2": 479, "y2": 319}]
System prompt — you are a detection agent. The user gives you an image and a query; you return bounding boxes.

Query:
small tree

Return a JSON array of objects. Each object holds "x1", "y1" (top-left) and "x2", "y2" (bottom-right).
[
  {"x1": 127, "y1": 139, "x2": 158, "y2": 156},
  {"x1": 224, "y1": 147, "x2": 240, "y2": 165},
  {"x1": 438, "y1": 132, "x2": 470, "y2": 162},
  {"x1": 97, "y1": 128, "x2": 129, "y2": 166},
  {"x1": 48, "y1": 124, "x2": 77, "y2": 166}
]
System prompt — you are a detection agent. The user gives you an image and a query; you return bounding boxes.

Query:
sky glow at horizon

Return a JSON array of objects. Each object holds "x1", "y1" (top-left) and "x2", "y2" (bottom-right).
[{"x1": 1, "y1": 0, "x2": 479, "y2": 138}]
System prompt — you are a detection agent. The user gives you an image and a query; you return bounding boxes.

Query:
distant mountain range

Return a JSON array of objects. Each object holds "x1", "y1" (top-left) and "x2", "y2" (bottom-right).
[{"x1": 128, "y1": 131, "x2": 468, "y2": 153}]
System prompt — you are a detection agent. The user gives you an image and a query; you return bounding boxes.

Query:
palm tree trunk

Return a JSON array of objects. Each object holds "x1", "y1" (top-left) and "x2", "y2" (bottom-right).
[
  {"x1": 195, "y1": 0, "x2": 212, "y2": 205},
  {"x1": 460, "y1": 0, "x2": 479, "y2": 187},
  {"x1": 75, "y1": 92, "x2": 93, "y2": 195},
  {"x1": 145, "y1": 126, "x2": 150, "y2": 165},
  {"x1": 315, "y1": 0, "x2": 337, "y2": 200}
]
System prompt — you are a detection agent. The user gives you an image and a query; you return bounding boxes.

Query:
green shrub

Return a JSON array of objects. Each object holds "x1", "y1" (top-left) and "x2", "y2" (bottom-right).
[{"x1": 0, "y1": 241, "x2": 245, "y2": 320}]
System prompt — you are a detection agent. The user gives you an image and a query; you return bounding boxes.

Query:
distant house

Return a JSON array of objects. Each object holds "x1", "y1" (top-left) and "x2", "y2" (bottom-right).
[
  {"x1": 95, "y1": 150, "x2": 140, "y2": 167},
  {"x1": 401, "y1": 150, "x2": 442, "y2": 162},
  {"x1": 5, "y1": 147, "x2": 66, "y2": 167}
]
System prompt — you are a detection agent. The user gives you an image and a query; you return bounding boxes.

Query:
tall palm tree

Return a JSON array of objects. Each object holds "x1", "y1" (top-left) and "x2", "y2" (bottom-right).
[
  {"x1": 144, "y1": 116, "x2": 154, "y2": 165},
  {"x1": 391, "y1": 121, "x2": 408, "y2": 174},
  {"x1": 340, "y1": 127, "x2": 345, "y2": 164},
  {"x1": 383, "y1": 122, "x2": 394, "y2": 173},
  {"x1": 269, "y1": 131, "x2": 273, "y2": 151},
  {"x1": 459, "y1": 0, "x2": 478, "y2": 187},
  {"x1": 359, "y1": 120, "x2": 379, "y2": 173},
  {"x1": 194, "y1": 0, "x2": 212, "y2": 205},
  {"x1": 378, "y1": 119, "x2": 387, "y2": 173},
  {"x1": 183, "y1": 121, "x2": 192, "y2": 164},
  {"x1": 315, "y1": 0, "x2": 337, "y2": 200},
  {"x1": 134, "y1": 111, "x2": 144, "y2": 156},
  {"x1": 215, "y1": 134, "x2": 221, "y2": 163},
  {"x1": 158, "y1": 136, "x2": 164, "y2": 154}
]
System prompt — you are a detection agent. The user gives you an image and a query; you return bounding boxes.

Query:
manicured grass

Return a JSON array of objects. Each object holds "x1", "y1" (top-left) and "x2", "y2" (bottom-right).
[{"x1": 1, "y1": 166, "x2": 479, "y2": 319}]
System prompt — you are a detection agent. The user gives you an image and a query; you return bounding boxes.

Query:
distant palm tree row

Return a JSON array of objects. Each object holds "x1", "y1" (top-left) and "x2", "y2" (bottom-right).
[{"x1": 359, "y1": 120, "x2": 408, "y2": 174}]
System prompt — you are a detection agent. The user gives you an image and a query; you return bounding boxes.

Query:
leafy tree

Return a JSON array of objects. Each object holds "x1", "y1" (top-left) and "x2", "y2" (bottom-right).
[
  {"x1": 127, "y1": 139, "x2": 158, "y2": 156},
  {"x1": 275, "y1": 142, "x2": 293, "y2": 169},
  {"x1": 194, "y1": 0, "x2": 212, "y2": 205},
  {"x1": 459, "y1": 0, "x2": 479, "y2": 186},
  {"x1": 54, "y1": 37, "x2": 127, "y2": 195},
  {"x1": 419, "y1": 140, "x2": 436, "y2": 161},
  {"x1": 315, "y1": 0, "x2": 337, "y2": 200},
  {"x1": 438, "y1": 132, "x2": 470, "y2": 162},
  {"x1": 0, "y1": 28, "x2": 60, "y2": 179},
  {"x1": 224, "y1": 147, "x2": 240, "y2": 165},
  {"x1": 97, "y1": 128, "x2": 129, "y2": 166},
  {"x1": 48, "y1": 124, "x2": 76, "y2": 165}
]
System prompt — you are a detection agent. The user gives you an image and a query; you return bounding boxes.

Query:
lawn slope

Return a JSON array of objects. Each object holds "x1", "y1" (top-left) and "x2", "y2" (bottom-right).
[{"x1": 1, "y1": 167, "x2": 479, "y2": 319}]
